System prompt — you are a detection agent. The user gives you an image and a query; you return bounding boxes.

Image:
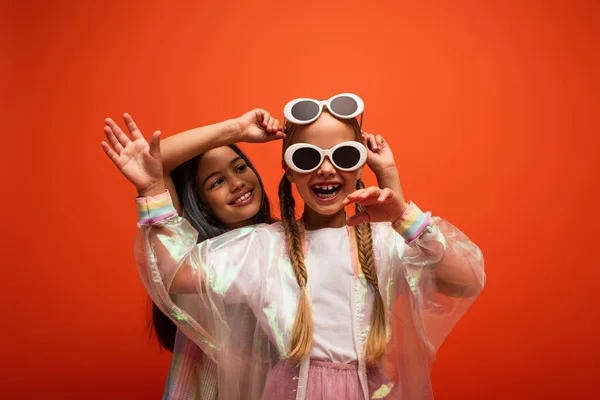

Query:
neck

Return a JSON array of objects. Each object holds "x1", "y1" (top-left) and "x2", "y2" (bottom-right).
[
  {"x1": 223, "y1": 217, "x2": 253, "y2": 230},
  {"x1": 302, "y1": 206, "x2": 346, "y2": 230}
]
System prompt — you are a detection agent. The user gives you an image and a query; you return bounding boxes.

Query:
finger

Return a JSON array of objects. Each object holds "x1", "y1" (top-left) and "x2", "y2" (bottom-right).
[
  {"x1": 148, "y1": 130, "x2": 161, "y2": 159},
  {"x1": 344, "y1": 188, "x2": 383, "y2": 206},
  {"x1": 261, "y1": 110, "x2": 270, "y2": 127},
  {"x1": 105, "y1": 117, "x2": 131, "y2": 148},
  {"x1": 267, "y1": 117, "x2": 275, "y2": 132},
  {"x1": 375, "y1": 134, "x2": 387, "y2": 148},
  {"x1": 368, "y1": 134, "x2": 378, "y2": 151},
  {"x1": 346, "y1": 210, "x2": 371, "y2": 226},
  {"x1": 123, "y1": 113, "x2": 143, "y2": 140},
  {"x1": 378, "y1": 188, "x2": 393, "y2": 202},
  {"x1": 357, "y1": 186, "x2": 382, "y2": 199},
  {"x1": 352, "y1": 196, "x2": 385, "y2": 207},
  {"x1": 345, "y1": 188, "x2": 366, "y2": 201},
  {"x1": 104, "y1": 126, "x2": 123, "y2": 154},
  {"x1": 273, "y1": 118, "x2": 281, "y2": 132},
  {"x1": 100, "y1": 141, "x2": 120, "y2": 165}
]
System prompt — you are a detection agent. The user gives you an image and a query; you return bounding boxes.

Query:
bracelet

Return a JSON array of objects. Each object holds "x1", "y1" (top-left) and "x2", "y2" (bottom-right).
[
  {"x1": 136, "y1": 190, "x2": 177, "y2": 225},
  {"x1": 392, "y1": 201, "x2": 432, "y2": 243}
]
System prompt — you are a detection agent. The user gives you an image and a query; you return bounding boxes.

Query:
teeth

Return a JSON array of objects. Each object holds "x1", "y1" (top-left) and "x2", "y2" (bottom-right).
[
  {"x1": 312, "y1": 184, "x2": 341, "y2": 199},
  {"x1": 316, "y1": 192, "x2": 337, "y2": 199},
  {"x1": 313, "y1": 184, "x2": 340, "y2": 190},
  {"x1": 234, "y1": 191, "x2": 251, "y2": 204}
]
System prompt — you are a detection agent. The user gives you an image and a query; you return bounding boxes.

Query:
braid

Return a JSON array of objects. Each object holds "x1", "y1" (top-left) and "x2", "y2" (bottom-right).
[
  {"x1": 278, "y1": 174, "x2": 313, "y2": 361},
  {"x1": 354, "y1": 179, "x2": 387, "y2": 364}
]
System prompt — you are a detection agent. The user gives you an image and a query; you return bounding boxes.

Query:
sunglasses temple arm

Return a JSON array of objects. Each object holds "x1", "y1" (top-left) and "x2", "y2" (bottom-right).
[{"x1": 359, "y1": 113, "x2": 364, "y2": 130}]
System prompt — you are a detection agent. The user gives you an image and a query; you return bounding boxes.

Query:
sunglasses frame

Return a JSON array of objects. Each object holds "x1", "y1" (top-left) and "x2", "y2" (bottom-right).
[
  {"x1": 283, "y1": 93, "x2": 364, "y2": 128},
  {"x1": 284, "y1": 141, "x2": 368, "y2": 173}
]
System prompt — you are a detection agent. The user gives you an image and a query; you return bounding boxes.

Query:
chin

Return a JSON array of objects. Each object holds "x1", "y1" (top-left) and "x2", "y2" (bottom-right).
[{"x1": 307, "y1": 200, "x2": 345, "y2": 216}]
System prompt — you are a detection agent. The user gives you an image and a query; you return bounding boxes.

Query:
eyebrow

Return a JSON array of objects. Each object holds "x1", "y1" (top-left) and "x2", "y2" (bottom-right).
[{"x1": 201, "y1": 157, "x2": 244, "y2": 186}]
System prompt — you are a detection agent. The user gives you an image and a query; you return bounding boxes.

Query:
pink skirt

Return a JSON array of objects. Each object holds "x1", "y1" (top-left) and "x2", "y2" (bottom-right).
[{"x1": 262, "y1": 360, "x2": 389, "y2": 400}]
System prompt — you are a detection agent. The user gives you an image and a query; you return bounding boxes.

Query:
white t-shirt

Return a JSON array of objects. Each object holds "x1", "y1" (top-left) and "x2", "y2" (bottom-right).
[{"x1": 304, "y1": 226, "x2": 357, "y2": 363}]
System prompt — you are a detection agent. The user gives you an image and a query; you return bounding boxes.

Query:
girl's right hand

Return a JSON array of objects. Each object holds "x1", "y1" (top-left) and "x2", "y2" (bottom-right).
[
  {"x1": 235, "y1": 108, "x2": 286, "y2": 143},
  {"x1": 343, "y1": 186, "x2": 409, "y2": 226},
  {"x1": 101, "y1": 113, "x2": 165, "y2": 197}
]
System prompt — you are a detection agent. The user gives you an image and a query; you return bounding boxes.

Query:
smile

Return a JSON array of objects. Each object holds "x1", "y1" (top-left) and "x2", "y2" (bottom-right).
[
  {"x1": 311, "y1": 183, "x2": 342, "y2": 201},
  {"x1": 230, "y1": 189, "x2": 254, "y2": 206}
]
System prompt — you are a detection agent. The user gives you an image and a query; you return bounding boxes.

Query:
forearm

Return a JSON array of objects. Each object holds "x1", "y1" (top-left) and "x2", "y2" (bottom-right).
[
  {"x1": 433, "y1": 253, "x2": 484, "y2": 298},
  {"x1": 374, "y1": 166, "x2": 404, "y2": 200},
  {"x1": 161, "y1": 119, "x2": 242, "y2": 173},
  {"x1": 136, "y1": 190, "x2": 203, "y2": 294},
  {"x1": 395, "y1": 206, "x2": 485, "y2": 298}
]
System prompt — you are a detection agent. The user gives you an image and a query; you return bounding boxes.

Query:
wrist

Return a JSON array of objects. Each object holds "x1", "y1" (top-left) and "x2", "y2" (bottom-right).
[
  {"x1": 138, "y1": 181, "x2": 166, "y2": 198},
  {"x1": 373, "y1": 164, "x2": 398, "y2": 178},
  {"x1": 222, "y1": 119, "x2": 243, "y2": 144},
  {"x1": 136, "y1": 189, "x2": 177, "y2": 225},
  {"x1": 392, "y1": 202, "x2": 432, "y2": 243}
]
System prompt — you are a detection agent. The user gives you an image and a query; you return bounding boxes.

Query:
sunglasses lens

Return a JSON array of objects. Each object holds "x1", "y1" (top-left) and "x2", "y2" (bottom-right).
[
  {"x1": 292, "y1": 147, "x2": 321, "y2": 171},
  {"x1": 330, "y1": 96, "x2": 358, "y2": 117},
  {"x1": 291, "y1": 100, "x2": 320, "y2": 121},
  {"x1": 332, "y1": 145, "x2": 361, "y2": 169}
]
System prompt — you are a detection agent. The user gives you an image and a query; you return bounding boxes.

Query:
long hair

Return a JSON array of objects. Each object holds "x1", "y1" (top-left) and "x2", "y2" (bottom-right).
[
  {"x1": 279, "y1": 114, "x2": 387, "y2": 364},
  {"x1": 151, "y1": 144, "x2": 274, "y2": 351}
]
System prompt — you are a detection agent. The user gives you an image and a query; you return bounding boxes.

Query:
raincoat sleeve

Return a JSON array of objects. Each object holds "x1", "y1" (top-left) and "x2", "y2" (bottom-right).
[
  {"x1": 391, "y1": 202, "x2": 486, "y2": 357},
  {"x1": 133, "y1": 190, "x2": 275, "y2": 399}
]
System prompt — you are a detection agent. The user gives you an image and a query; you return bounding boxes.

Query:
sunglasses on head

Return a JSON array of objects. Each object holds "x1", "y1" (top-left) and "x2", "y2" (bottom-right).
[
  {"x1": 283, "y1": 93, "x2": 364, "y2": 128},
  {"x1": 284, "y1": 141, "x2": 367, "y2": 173}
]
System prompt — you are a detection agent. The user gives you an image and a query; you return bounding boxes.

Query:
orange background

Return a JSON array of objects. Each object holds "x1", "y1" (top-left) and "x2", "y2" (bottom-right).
[{"x1": 2, "y1": 0, "x2": 599, "y2": 398}]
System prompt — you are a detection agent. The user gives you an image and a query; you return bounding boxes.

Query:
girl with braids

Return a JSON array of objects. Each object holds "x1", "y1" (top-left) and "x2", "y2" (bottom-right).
[
  {"x1": 102, "y1": 94, "x2": 485, "y2": 400},
  {"x1": 103, "y1": 110, "x2": 399, "y2": 400}
]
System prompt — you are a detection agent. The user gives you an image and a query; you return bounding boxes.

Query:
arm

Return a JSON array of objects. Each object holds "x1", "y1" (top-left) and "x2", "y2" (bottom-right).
[
  {"x1": 161, "y1": 119, "x2": 242, "y2": 174},
  {"x1": 161, "y1": 110, "x2": 284, "y2": 214},
  {"x1": 396, "y1": 205, "x2": 485, "y2": 298},
  {"x1": 101, "y1": 113, "x2": 202, "y2": 293},
  {"x1": 344, "y1": 187, "x2": 485, "y2": 298},
  {"x1": 362, "y1": 131, "x2": 404, "y2": 200},
  {"x1": 161, "y1": 119, "x2": 239, "y2": 215},
  {"x1": 360, "y1": 132, "x2": 483, "y2": 297}
]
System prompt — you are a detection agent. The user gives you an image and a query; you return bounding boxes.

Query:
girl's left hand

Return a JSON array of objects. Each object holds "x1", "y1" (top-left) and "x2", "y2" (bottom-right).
[
  {"x1": 362, "y1": 130, "x2": 395, "y2": 173},
  {"x1": 343, "y1": 187, "x2": 408, "y2": 226}
]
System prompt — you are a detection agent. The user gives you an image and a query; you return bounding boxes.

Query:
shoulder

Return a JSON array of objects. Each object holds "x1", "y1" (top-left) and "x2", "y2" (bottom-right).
[{"x1": 201, "y1": 222, "x2": 285, "y2": 252}]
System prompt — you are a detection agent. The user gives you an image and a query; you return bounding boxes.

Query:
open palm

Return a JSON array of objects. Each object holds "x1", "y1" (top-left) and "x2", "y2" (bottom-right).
[{"x1": 101, "y1": 114, "x2": 163, "y2": 193}]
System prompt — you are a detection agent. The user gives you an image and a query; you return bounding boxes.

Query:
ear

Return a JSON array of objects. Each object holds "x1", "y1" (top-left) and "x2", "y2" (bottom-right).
[
  {"x1": 281, "y1": 160, "x2": 296, "y2": 183},
  {"x1": 286, "y1": 169, "x2": 296, "y2": 183}
]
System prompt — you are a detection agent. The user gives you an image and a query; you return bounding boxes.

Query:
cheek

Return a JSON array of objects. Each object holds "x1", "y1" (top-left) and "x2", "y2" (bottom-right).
[
  {"x1": 200, "y1": 189, "x2": 225, "y2": 212},
  {"x1": 293, "y1": 174, "x2": 313, "y2": 193},
  {"x1": 244, "y1": 169, "x2": 260, "y2": 184},
  {"x1": 342, "y1": 172, "x2": 360, "y2": 190}
]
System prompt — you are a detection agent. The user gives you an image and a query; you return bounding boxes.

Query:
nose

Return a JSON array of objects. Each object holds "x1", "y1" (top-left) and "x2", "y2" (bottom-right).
[
  {"x1": 317, "y1": 156, "x2": 336, "y2": 177},
  {"x1": 229, "y1": 177, "x2": 245, "y2": 192}
]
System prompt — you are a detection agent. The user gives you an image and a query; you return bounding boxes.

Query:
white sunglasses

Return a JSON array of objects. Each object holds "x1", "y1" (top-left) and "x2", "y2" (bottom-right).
[
  {"x1": 283, "y1": 93, "x2": 364, "y2": 128},
  {"x1": 284, "y1": 141, "x2": 367, "y2": 173}
]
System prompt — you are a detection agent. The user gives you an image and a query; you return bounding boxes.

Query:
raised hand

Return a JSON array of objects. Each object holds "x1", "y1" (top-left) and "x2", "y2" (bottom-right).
[
  {"x1": 343, "y1": 186, "x2": 408, "y2": 226},
  {"x1": 361, "y1": 130, "x2": 396, "y2": 173},
  {"x1": 100, "y1": 113, "x2": 165, "y2": 196},
  {"x1": 235, "y1": 108, "x2": 286, "y2": 143}
]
